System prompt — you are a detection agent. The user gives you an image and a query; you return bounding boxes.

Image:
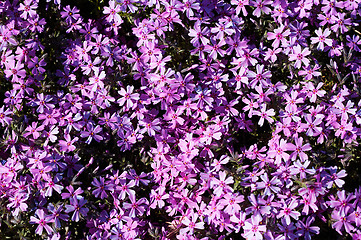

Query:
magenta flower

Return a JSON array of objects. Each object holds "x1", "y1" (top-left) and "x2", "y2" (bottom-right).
[
  {"x1": 211, "y1": 171, "x2": 234, "y2": 196},
  {"x1": 251, "y1": 0, "x2": 272, "y2": 17},
  {"x1": 123, "y1": 195, "x2": 148, "y2": 218},
  {"x1": 18, "y1": 0, "x2": 38, "y2": 19},
  {"x1": 0, "y1": 106, "x2": 12, "y2": 126},
  {"x1": 23, "y1": 122, "x2": 44, "y2": 140},
  {"x1": 332, "y1": 208, "x2": 355, "y2": 234},
  {"x1": 180, "y1": 213, "x2": 204, "y2": 235},
  {"x1": 103, "y1": 0, "x2": 122, "y2": 23},
  {"x1": 92, "y1": 177, "x2": 113, "y2": 199},
  {"x1": 286, "y1": 137, "x2": 311, "y2": 161}
]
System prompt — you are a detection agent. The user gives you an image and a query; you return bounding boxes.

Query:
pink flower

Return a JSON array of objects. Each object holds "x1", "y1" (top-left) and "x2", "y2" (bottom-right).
[
  {"x1": 289, "y1": 45, "x2": 311, "y2": 69},
  {"x1": 58, "y1": 134, "x2": 78, "y2": 152},
  {"x1": 180, "y1": 213, "x2": 204, "y2": 235},
  {"x1": 243, "y1": 215, "x2": 266, "y2": 240},
  {"x1": 254, "y1": 104, "x2": 275, "y2": 127},
  {"x1": 30, "y1": 209, "x2": 54, "y2": 235},
  {"x1": 310, "y1": 28, "x2": 333, "y2": 51}
]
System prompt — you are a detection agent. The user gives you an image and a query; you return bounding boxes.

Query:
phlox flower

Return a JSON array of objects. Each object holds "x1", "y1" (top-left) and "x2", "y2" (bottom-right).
[
  {"x1": 332, "y1": 208, "x2": 355, "y2": 234},
  {"x1": 243, "y1": 215, "x2": 266, "y2": 240},
  {"x1": 80, "y1": 123, "x2": 103, "y2": 144},
  {"x1": 211, "y1": 171, "x2": 234, "y2": 196},
  {"x1": 4, "y1": 59, "x2": 26, "y2": 82},
  {"x1": 65, "y1": 196, "x2": 89, "y2": 222},
  {"x1": 30, "y1": 209, "x2": 54, "y2": 235},
  {"x1": 0, "y1": 106, "x2": 12, "y2": 126},
  {"x1": 18, "y1": 0, "x2": 38, "y2": 19},
  {"x1": 231, "y1": 0, "x2": 249, "y2": 16},
  {"x1": 289, "y1": 45, "x2": 311, "y2": 69},
  {"x1": 277, "y1": 199, "x2": 300, "y2": 225},
  {"x1": 58, "y1": 134, "x2": 78, "y2": 152},
  {"x1": 267, "y1": 24, "x2": 290, "y2": 49},
  {"x1": 310, "y1": 28, "x2": 333, "y2": 51},
  {"x1": 123, "y1": 194, "x2": 148, "y2": 218},
  {"x1": 103, "y1": 0, "x2": 122, "y2": 23},
  {"x1": 92, "y1": 176, "x2": 113, "y2": 199},
  {"x1": 180, "y1": 213, "x2": 204, "y2": 235},
  {"x1": 254, "y1": 104, "x2": 275, "y2": 127},
  {"x1": 251, "y1": 0, "x2": 272, "y2": 17}
]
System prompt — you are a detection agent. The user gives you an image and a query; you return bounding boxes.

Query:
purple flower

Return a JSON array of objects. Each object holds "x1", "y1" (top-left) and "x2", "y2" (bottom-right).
[
  {"x1": 123, "y1": 195, "x2": 148, "y2": 218},
  {"x1": 243, "y1": 215, "x2": 266, "y2": 240},
  {"x1": 4, "y1": 59, "x2": 26, "y2": 82},
  {"x1": 65, "y1": 196, "x2": 89, "y2": 222},
  {"x1": 289, "y1": 45, "x2": 311, "y2": 69},
  {"x1": 310, "y1": 28, "x2": 333, "y2": 51},
  {"x1": 30, "y1": 209, "x2": 54, "y2": 235},
  {"x1": 80, "y1": 123, "x2": 103, "y2": 144},
  {"x1": 92, "y1": 176, "x2": 113, "y2": 199}
]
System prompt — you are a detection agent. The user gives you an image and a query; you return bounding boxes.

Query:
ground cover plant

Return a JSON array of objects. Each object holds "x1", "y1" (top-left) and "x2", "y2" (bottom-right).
[{"x1": 1, "y1": 0, "x2": 361, "y2": 239}]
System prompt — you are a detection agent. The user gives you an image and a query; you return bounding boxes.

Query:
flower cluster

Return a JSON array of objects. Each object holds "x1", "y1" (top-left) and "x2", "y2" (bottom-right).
[{"x1": 1, "y1": 0, "x2": 361, "y2": 239}]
